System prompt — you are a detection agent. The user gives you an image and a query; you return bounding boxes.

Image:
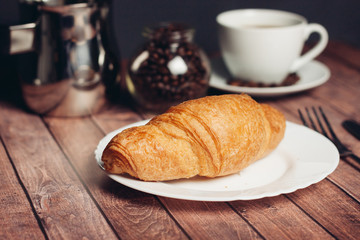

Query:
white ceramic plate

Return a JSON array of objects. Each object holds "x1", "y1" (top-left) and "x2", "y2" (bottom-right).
[
  {"x1": 210, "y1": 58, "x2": 330, "y2": 97},
  {"x1": 95, "y1": 120, "x2": 339, "y2": 201}
]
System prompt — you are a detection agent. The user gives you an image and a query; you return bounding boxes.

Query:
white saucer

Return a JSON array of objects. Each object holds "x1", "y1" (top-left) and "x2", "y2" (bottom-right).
[{"x1": 209, "y1": 58, "x2": 330, "y2": 97}]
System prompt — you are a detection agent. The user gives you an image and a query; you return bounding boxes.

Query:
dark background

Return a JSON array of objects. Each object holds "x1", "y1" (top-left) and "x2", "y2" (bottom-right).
[{"x1": 0, "y1": 0, "x2": 359, "y2": 60}]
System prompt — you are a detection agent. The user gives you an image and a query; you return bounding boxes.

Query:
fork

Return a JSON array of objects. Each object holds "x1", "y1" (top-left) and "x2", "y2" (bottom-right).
[{"x1": 298, "y1": 107, "x2": 360, "y2": 164}]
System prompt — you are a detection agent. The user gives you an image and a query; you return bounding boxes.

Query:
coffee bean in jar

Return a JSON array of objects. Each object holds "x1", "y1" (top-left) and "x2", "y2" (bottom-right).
[{"x1": 127, "y1": 22, "x2": 211, "y2": 112}]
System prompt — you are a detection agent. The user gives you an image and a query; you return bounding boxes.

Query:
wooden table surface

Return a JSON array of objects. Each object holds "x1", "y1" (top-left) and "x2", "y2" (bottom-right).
[{"x1": 1, "y1": 41, "x2": 359, "y2": 239}]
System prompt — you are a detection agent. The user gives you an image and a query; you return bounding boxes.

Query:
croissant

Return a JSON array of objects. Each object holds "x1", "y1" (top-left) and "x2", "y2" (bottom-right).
[{"x1": 102, "y1": 94, "x2": 285, "y2": 181}]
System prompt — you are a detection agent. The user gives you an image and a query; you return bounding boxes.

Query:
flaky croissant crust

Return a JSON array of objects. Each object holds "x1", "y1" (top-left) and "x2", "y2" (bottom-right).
[{"x1": 102, "y1": 94, "x2": 285, "y2": 181}]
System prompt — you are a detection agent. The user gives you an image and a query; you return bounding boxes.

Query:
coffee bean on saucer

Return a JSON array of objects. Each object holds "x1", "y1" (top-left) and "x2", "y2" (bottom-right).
[{"x1": 228, "y1": 73, "x2": 300, "y2": 88}]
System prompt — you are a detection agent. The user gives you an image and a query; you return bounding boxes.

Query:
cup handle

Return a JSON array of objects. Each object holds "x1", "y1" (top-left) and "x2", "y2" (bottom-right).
[{"x1": 290, "y1": 23, "x2": 328, "y2": 72}]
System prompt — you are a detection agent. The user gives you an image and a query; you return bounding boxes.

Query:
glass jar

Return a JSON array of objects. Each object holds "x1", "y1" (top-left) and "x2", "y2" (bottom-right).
[{"x1": 127, "y1": 22, "x2": 211, "y2": 112}]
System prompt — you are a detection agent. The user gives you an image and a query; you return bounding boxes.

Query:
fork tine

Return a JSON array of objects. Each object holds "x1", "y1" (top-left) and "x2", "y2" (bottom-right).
[
  {"x1": 306, "y1": 107, "x2": 318, "y2": 132},
  {"x1": 312, "y1": 107, "x2": 329, "y2": 138},
  {"x1": 298, "y1": 109, "x2": 308, "y2": 127},
  {"x1": 319, "y1": 107, "x2": 340, "y2": 142}
]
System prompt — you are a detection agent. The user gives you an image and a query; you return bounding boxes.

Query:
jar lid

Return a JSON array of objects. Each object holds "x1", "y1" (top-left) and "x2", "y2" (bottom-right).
[{"x1": 143, "y1": 22, "x2": 195, "y2": 42}]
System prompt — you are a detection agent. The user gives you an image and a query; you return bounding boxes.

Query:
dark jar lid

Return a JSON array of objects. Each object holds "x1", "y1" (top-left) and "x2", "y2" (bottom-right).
[{"x1": 142, "y1": 22, "x2": 195, "y2": 43}]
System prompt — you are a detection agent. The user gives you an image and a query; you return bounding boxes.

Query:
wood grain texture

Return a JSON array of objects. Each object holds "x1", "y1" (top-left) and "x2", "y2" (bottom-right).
[
  {"x1": 230, "y1": 195, "x2": 334, "y2": 240},
  {"x1": 287, "y1": 180, "x2": 360, "y2": 240},
  {"x1": 44, "y1": 110, "x2": 188, "y2": 240},
  {"x1": 325, "y1": 41, "x2": 360, "y2": 70},
  {"x1": 0, "y1": 103, "x2": 118, "y2": 239},
  {"x1": 159, "y1": 198, "x2": 262, "y2": 240},
  {"x1": 0, "y1": 140, "x2": 45, "y2": 240}
]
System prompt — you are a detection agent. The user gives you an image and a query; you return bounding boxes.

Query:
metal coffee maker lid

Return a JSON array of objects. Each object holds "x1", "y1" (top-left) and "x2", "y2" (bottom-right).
[{"x1": 7, "y1": 0, "x2": 119, "y2": 117}]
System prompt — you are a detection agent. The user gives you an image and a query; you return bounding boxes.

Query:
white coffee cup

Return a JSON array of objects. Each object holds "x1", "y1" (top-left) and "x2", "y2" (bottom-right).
[{"x1": 216, "y1": 9, "x2": 328, "y2": 84}]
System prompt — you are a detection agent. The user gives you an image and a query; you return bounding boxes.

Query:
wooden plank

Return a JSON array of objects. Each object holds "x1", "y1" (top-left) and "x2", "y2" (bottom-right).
[
  {"x1": 325, "y1": 42, "x2": 360, "y2": 70},
  {"x1": 92, "y1": 104, "x2": 144, "y2": 130},
  {"x1": 327, "y1": 161, "x2": 360, "y2": 200},
  {"x1": 159, "y1": 198, "x2": 262, "y2": 240},
  {"x1": 314, "y1": 53, "x2": 360, "y2": 116},
  {"x1": 230, "y1": 195, "x2": 334, "y2": 240},
  {"x1": 0, "y1": 140, "x2": 45, "y2": 240},
  {"x1": 44, "y1": 110, "x2": 188, "y2": 239},
  {"x1": 287, "y1": 180, "x2": 360, "y2": 240},
  {"x1": 0, "y1": 103, "x2": 118, "y2": 239},
  {"x1": 160, "y1": 195, "x2": 334, "y2": 240}
]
